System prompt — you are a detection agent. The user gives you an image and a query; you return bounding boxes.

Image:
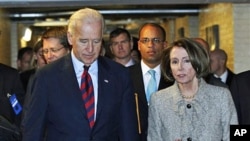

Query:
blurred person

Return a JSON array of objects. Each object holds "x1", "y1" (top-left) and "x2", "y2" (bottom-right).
[
  {"x1": 17, "y1": 46, "x2": 34, "y2": 73},
  {"x1": 230, "y1": 70, "x2": 250, "y2": 124},
  {"x1": 148, "y1": 38, "x2": 238, "y2": 141},
  {"x1": 193, "y1": 37, "x2": 228, "y2": 88},
  {"x1": 32, "y1": 39, "x2": 47, "y2": 68},
  {"x1": 109, "y1": 28, "x2": 136, "y2": 67},
  {"x1": 131, "y1": 37, "x2": 141, "y2": 63},
  {"x1": 0, "y1": 63, "x2": 25, "y2": 140},
  {"x1": 131, "y1": 49, "x2": 141, "y2": 63},
  {"x1": 42, "y1": 26, "x2": 71, "y2": 64},
  {"x1": 210, "y1": 48, "x2": 235, "y2": 87},
  {"x1": 20, "y1": 39, "x2": 46, "y2": 92},
  {"x1": 22, "y1": 8, "x2": 139, "y2": 141},
  {"x1": 129, "y1": 23, "x2": 173, "y2": 141}
]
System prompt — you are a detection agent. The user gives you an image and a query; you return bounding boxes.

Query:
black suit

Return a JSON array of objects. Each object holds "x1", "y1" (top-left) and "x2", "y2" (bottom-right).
[
  {"x1": 129, "y1": 63, "x2": 173, "y2": 141},
  {"x1": 204, "y1": 73, "x2": 228, "y2": 88},
  {"x1": 20, "y1": 68, "x2": 36, "y2": 92},
  {"x1": 225, "y1": 68, "x2": 235, "y2": 87},
  {"x1": 230, "y1": 70, "x2": 250, "y2": 124},
  {"x1": 22, "y1": 55, "x2": 140, "y2": 141},
  {"x1": 0, "y1": 63, "x2": 25, "y2": 126}
]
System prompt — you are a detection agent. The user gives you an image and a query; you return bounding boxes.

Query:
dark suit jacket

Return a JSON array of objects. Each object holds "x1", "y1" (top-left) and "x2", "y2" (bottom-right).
[
  {"x1": 0, "y1": 63, "x2": 25, "y2": 126},
  {"x1": 230, "y1": 70, "x2": 250, "y2": 124},
  {"x1": 22, "y1": 54, "x2": 139, "y2": 141},
  {"x1": 129, "y1": 63, "x2": 174, "y2": 141},
  {"x1": 20, "y1": 68, "x2": 36, "y2": 92},
  {"x1": 204, "y1": 73, "x2": 228, "y2": 88},
  {"x1": 225, "y1": 68, "x2": 235, "y2": 87}
]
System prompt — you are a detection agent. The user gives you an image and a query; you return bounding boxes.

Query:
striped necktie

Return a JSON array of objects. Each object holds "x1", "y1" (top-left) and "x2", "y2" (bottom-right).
[{"x1": 81, "y1": 65, "x2": 95, "y2": 128}]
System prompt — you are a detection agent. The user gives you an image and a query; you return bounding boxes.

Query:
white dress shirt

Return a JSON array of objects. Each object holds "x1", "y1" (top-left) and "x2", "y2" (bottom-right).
[{"x1": 71, "y1": 51, "x2": 98, "y2": 120}]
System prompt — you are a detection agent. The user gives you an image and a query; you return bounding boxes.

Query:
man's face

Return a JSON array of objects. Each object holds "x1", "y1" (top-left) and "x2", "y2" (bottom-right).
[
  {"x1": 43, "y1": 38, "x2": 69, "y2": 64},
  {"x1": 68, "y1": 20, "x2": 103, "y2": 66},
  {"x1": 19, "y1": 52, "x2": 33, "y2": 72},
  {"x1": 138, "y1": 25, "x2": 166, "y2": 67},
  {"x1": 110, "y1": 33, "x2": 132, "y2": 59}
]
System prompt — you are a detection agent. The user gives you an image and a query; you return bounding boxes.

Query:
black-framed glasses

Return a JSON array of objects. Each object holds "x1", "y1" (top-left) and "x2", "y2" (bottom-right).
[
  {"x1": 139, "y1": 38, "x2": 164, "y2": 44},
  {"x1": 42, "y1": 47, "x2": 64, "y2": 55}
]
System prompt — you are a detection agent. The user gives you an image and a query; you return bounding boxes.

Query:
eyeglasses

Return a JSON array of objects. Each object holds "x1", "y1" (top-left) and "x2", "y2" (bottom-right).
[
  {"x1": 111, "y1": 40, "x2": 129, "y2": 47},
  {"x1": 139, "y1": 38, "x2": 164, "y2": 44},
  {"x1": 42, "y1": 47, "x2": 64, "y2": 55}
]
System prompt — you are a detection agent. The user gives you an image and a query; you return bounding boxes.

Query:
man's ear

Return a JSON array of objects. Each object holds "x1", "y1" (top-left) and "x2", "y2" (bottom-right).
[
  {"x1": 163, "y1": 41, "x2": 168, "y2": 49},
  {"x1": 67, "y1": 32, "x2": 73, "y2": 45}
]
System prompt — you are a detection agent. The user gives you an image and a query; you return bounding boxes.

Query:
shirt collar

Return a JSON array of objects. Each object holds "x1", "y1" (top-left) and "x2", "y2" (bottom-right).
[
  {"x1": 219, "y1": 70, "x2": 228, "y2": 83},
  {"x1": 71, "y1": 50, "x2": 98, "y2": 73},
  {"x1": 140, "y1": 60, "x2": 160, "y2": 76}
]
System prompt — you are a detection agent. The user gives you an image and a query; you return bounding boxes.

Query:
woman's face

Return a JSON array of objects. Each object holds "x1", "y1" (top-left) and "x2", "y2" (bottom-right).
[{"x1": 170, "y1": 46, "x2": 197, "y2": 84}]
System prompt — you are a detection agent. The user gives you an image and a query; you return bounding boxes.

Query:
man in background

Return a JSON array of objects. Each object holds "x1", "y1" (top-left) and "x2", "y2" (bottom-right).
[
  {"x1": 20, "y1": 39, "x2": 46, "y2": 92},
  {"x1": 0, "y1": 63, "x2": 24, "y2": 140},
  {"x1": 193, "y1": 37, "x2": 228, "y2": 88},
  {"x1": 230, "y1": 70, "x2": 250, "y2": 124},
  {"x1": 109, "y1": 27, "x2": 136, "y2": 67},
  {"x1": 42, "y1": 26, "x2": 71, "y2": 64},
  {"x1": 210, "y1": 48, "x2": 235, "y2": 87},
  {"x1": 17, "y1": 46, "x2": 34, "y2": 73}
]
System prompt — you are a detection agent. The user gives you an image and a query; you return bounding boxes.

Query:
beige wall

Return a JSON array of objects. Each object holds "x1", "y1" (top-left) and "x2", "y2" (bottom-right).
[
  {"x1": 0, "y1": 9, "x2": 11, "y2": 66},
  {"x1": 175, "y1": 16, "x2": 190, "y2": 39},
  {"x1": 167, "y1": 3, "x2": 237, "y2": 72},
  {"x1": 233, "y1": 4, "x2": 250, "y2": 73},
  {"x1": 199, "y1": 3, "x2": 234, "y2": 71}
]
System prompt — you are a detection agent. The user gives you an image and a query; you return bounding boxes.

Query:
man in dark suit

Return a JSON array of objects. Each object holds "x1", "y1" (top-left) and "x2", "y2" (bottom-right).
[
  {"x1": 230, "y1": 70, "x2": 250, "y2": 124},
  {"x1": 21, "y1": 8, "x2": 139, "y2": 141},
  {"x1": 210, "y1": 48, "x2": 235, "y2": 87},
  {"x1": 193, "y1": 38, "x2": 228, "y2": 88},
  {"x1": 0, "y1": 63, "x2": 24, "y2": 140},
  {"x1": 20, "y1": 39, "x2": 46, "y2": 92},
  {"x1": 129, "y1": 23, "x2": 173, "y2": 141}
]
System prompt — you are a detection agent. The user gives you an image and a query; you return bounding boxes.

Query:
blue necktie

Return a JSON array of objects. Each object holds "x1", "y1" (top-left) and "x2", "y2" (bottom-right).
[
  {"x1": 146, "y1": 70, "x2": 157, "y2": 102},
  {"x1": 81, "y1": 65, "x2": 95, "y2": 128}
]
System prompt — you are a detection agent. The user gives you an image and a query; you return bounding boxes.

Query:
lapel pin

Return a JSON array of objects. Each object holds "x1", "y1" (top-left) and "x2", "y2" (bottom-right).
[{"x1": 104, "y1": 79, "x2": 109, "y2": 83}]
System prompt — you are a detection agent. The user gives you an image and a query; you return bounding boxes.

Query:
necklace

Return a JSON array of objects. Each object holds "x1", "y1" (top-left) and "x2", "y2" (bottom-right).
[{"x1": 181, "y1": 93, "x2": 196, "y2": 99}]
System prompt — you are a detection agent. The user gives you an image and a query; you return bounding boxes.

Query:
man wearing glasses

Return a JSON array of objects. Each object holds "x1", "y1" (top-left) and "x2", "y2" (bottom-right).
[
  {"x1": 129, "y1": 23, "x2": 174, "y2": 141},
  {"x1": 42, "y1": 26, "x2": 71, "y2": 64},
  {"x1": 21, "y1": 27, "x2": 72, "y2": 128}
]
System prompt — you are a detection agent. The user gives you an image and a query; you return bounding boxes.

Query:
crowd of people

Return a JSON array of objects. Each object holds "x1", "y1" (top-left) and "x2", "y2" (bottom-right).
[{"x1": 0, "y1": 7, "x2": 249, "y2": 141}]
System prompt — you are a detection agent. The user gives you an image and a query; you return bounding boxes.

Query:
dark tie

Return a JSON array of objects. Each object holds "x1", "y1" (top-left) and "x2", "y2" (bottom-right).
[{"x1": 81, "y1": 65, "x2": 95, "y2": 128}]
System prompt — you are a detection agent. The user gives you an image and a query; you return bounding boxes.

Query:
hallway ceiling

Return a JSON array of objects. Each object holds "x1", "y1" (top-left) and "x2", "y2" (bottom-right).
[{"x1": 1, "y1": 0, "x2": 249, "y2": 35}]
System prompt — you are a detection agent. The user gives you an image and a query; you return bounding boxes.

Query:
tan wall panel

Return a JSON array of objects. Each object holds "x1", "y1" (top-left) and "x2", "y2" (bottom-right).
[{"x1": 0, "y1": 9, "x2": 11, "y2": 66}]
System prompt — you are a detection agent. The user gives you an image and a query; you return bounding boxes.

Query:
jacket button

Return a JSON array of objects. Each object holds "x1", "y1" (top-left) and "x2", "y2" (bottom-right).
[
  {"x1": 187, "y1": 104, "x2": 191, "y2": 109},
  {"x1": 187, "y1": 137, "x2": 192, "y2": 141}
]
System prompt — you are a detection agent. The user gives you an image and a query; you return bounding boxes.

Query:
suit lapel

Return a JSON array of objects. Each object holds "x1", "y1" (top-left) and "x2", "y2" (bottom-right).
[
  {"x1": 59, "y1": 55, "x2": 86, "y2": 116},
  {"x1": 94, "y1": 57, "x2": 112, "y2": 125},
  {"x1": 159, "y1": 76, "x2": 174, "y2": 90},
  {"x1": 130, "y1": 64, "x2": 148, "y2": 107}
]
